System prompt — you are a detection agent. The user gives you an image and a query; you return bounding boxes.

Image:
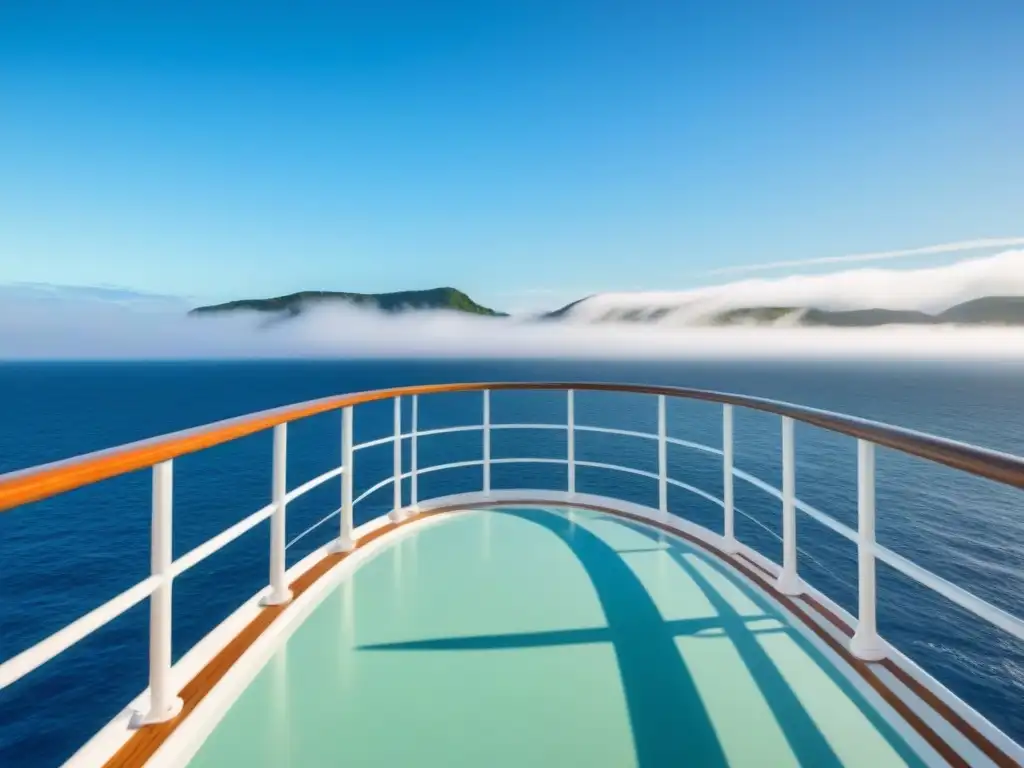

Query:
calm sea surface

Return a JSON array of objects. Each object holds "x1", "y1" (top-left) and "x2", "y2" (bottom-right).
[{"x1": 1, "y1": 359, "x2": 1023, "y2": 766}]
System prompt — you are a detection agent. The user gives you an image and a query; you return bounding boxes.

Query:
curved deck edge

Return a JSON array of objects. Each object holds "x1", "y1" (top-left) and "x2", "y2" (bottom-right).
[
  {"x1": 78, "y1": 491, "x2": 1023, "y2": 768},
  {"x1": 68, "y1": 512, "x2": 447, "y2": 768}
]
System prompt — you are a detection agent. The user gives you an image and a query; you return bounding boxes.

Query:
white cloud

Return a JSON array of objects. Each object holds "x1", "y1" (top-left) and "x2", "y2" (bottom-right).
[
  {"x1": 708, "y1": 237, "x2": 1024, "y2": 276},
  {"x1": 0, "y1": 283, "x2": 1021, "y2": 362},
  {"x1": 0, "y1": 251, "x2": 1021, "y2": 361},
  {"x1": 563, "y1": 249, "x2": 1024, "y2": 321}
]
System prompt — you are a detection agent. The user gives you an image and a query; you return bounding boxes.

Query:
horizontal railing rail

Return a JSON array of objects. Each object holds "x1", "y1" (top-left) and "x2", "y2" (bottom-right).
[
  {"x1": 1, "y1": 382, "x2": 1023, "y2": 745},
  {"x1": 2, "y1": 382, "x2": 1023, "y2": 514}
]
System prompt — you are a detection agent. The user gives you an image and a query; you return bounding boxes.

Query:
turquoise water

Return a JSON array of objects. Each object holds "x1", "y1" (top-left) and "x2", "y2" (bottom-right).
[{"x1": 187, "y1": 507, "x2": 926, "y2": 768}]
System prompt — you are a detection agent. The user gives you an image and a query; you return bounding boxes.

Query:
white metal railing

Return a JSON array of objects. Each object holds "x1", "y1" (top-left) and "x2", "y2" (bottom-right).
[
  {"x1": 265, "y1": 424, "x2": 292, "y2": 607},
  {"x1": 483, "y1": 390, "x2": 492, "y2": 495},
  {"x1": 2, "y1": 385, "x2": 1023, "y2": 734},
  {"x1": 722, "y1": 404, "x2": 736, "y2": 551},
  {"x1": 139, "y1": 460, "x2": 181, "y2": 724}
]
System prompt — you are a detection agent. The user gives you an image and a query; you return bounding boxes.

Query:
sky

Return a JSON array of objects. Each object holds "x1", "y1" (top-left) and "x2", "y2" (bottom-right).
[{"x1": 1, "y1": 1, "x2": 1023, "y2": 314}]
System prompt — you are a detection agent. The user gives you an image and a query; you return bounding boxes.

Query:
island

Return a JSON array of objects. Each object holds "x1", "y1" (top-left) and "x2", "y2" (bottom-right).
[{"x1": 190, "y1": 287, "x2": 507, "y2": 318}]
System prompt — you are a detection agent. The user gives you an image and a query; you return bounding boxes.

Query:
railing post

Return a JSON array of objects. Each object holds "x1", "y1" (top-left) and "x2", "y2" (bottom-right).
[
  {"x1": 136, "y1": 460, "x2": 183, "y2": 725},
  {"x1": 657, "y1": 395, "x2": 667, "y2": 519},
  {"x1": 335, "y1": 406, "x2": 355, "y2": 552},
  {"x1": 409, "y1": 394, "x2": 419, "y2": 514},
  {"x1": 482, "y1": 390, "x2": 491, "y2": 495},
  {"x1": 263, "y1": 424, "x2": 293, "y2": 606},
  {"x1": 567, "y1": 389, "x2": 576, "y2": 495},
  {"x1": 722, "y1": 405, "x2": 737, "y2": 553},
  {"x1": 851, "y1": 439, "x2": 886, "y2": 660},
  {"x1": 776, "y1": 416, "x2": 802, "y2": 595},
  {"x1": 389, "y1": 397, "x2": 404, "y2": 522}
]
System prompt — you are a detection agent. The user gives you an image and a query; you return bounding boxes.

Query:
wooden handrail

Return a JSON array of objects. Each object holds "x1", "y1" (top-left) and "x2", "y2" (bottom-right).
[{"x1": 1, "y1": 381, "x2": 1022, "y2": 513}]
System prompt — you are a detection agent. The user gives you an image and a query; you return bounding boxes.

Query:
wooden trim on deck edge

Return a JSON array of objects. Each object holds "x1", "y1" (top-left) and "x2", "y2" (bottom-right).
[
  {"x1": 104, "y1": 501, "x2": 1018, "y2": 768},
  {"x1": 579, "y1": 504, "x2": 1017, "y2": 768},
  {"x1": 729, "y1": 544, "x2": 1015, "y2": 766},
  {"x1": 103, "y1": 514, "x2": 433, "y2": 767},
  {"x1": 798, "y1": 594, "x2": 1017, "y2": 768}
]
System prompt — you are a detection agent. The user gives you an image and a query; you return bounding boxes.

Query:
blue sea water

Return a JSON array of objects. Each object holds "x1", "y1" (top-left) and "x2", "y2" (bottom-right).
[{"x1": 0, "y1": 359, "x2": 1023, "y2": 767}]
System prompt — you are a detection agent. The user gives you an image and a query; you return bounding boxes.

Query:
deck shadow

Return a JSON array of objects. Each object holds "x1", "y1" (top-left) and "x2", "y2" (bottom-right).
[
  {"x1": 362, "y1": 506, "x2": 729, "y2": 766},
  {"x1": 358, "y1": 615, "x2": 786, "y2": 652},
  {"x1": 613, "y1": 515, "x2": 926, "y2": 768},
  {"x1": 355, "y1": 508, "x2": 870, "y2": 767}
]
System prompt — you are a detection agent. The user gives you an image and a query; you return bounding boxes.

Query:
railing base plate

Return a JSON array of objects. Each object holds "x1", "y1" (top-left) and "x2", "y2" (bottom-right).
[
  {"x1": 129, "y1": 696, "x2": 183, "y2": 729},
  {"x1": 259, "y1": 589, "x2": 293, "y2": 607},
  {"x1": 850, "y1": 632, "x2": 887, "y2": 662},
  {"x1": 331, "y1": 535, "x2": 356, "y2": 553},
  {"x1": 775, "y1": 573, "x2": 803, "y2": 597}
]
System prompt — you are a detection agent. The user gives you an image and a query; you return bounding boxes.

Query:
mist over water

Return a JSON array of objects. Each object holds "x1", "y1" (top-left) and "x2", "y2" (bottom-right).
[
  {"x1": 1, "y1": 251, "x2": 1022, "y2": 360},
  {"x1": 562, "y1": 249, "x2": 1024, "y2": 321},
  {"x1": 3, "y1": 301, "x2": 1024, "y2": 361}
]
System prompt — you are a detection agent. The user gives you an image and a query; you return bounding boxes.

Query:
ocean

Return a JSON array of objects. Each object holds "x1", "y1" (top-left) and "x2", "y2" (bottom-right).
[{"x1": 1, "y1": 359, "x2": 1023, "y2": 767}]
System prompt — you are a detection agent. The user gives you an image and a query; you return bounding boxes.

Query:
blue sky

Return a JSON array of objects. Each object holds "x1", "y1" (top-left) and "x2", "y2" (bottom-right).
[{"x1": 1, "y1": 1, "x2": 1022, "y2": 313}]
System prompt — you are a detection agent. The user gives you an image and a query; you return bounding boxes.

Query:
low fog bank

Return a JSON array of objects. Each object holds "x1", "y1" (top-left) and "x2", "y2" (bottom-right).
[
  {"x1": 564, "y1": 249, "x2": 1024, "y2": 323},
  {"x1": 1, "y1": 297, "x2": 1022, "y2": 361}
]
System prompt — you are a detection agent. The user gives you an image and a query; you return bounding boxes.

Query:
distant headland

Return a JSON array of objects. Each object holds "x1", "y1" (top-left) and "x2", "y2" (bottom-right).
[
  {"x1": 190, "y1": 287, "x2": 507, "y2": 319},
  {"x1": 190, "y1": 288, "x2": 1024, "y2": 328}
]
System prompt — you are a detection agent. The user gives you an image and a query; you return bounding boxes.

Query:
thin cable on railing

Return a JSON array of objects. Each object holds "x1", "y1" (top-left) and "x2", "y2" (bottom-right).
[
  {"x1": 732, "y1": 505, "x2": 859, "y2": 596},
  {"x1": 665, "y1": 477, "x2": 724, "y2": 508},
  {"x1": 732, "y1": 467, "x2": 858, "y2": 544},
  {"x1": 353, "y1": 476, "x2": 395, "y2": 507},
  {"x1": 287, "y1": 506, "x2": 342, "y2": 551}
]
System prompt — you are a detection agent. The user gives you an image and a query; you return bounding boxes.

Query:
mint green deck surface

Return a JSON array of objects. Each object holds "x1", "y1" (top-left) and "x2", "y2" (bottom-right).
[{"x1": 186, "y1": 507, "x2": 926, "y2": 767}]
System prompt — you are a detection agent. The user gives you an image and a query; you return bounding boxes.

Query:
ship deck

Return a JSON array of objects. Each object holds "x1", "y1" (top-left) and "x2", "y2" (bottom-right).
[
  {"x1": 8, "y1": 383, "x2": 1020, "y2": 768},
  {"x1": 182, "y1": 506, "x2": 928, "y2": 768}
]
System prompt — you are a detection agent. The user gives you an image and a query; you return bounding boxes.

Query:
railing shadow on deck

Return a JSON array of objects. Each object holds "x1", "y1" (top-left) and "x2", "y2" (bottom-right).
[
  {"x1": 354, "y1": 508, "x2": 929, "y2": 768},
  {"x1": 614, "y1": 515, "x2": 925, "y2": 768}
]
